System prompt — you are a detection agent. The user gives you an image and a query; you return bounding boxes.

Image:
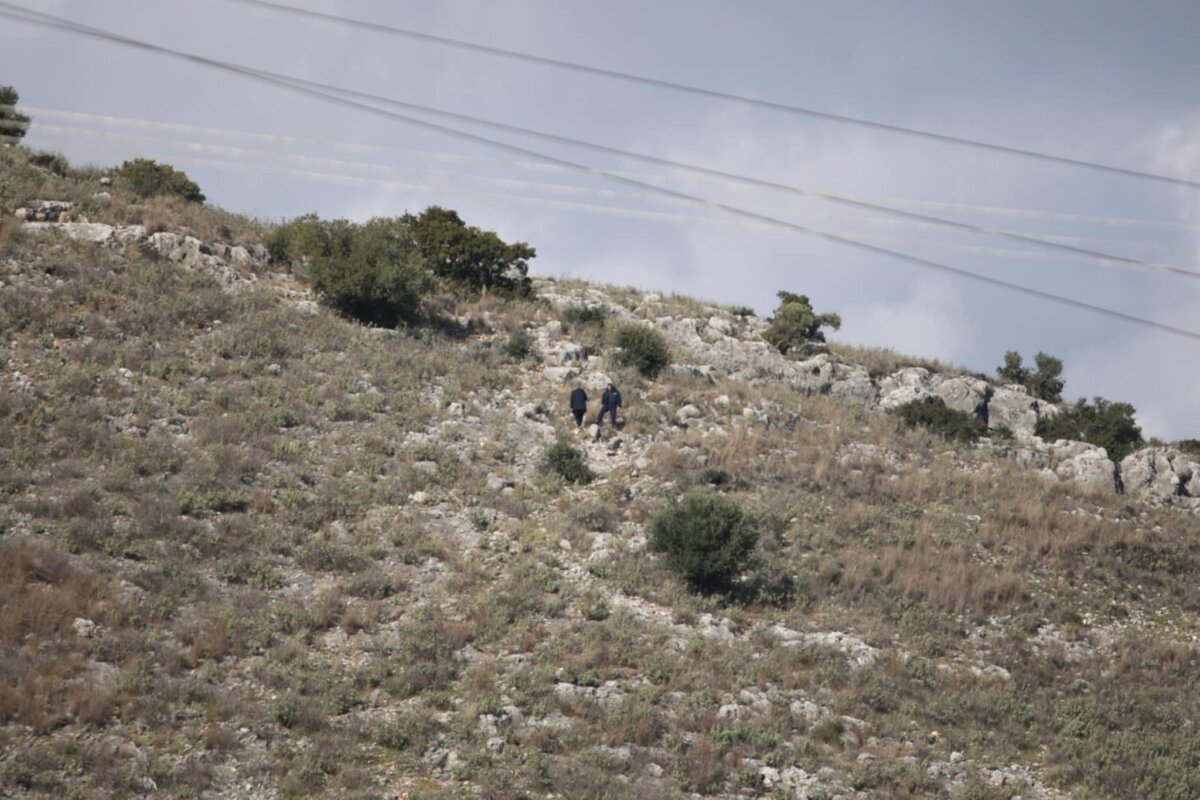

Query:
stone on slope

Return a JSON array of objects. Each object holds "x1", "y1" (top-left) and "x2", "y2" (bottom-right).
[
  {"x1": 988, "y1": 385, "x2": 1051, "y2": 439},
  {"x1": 1050, "y1": 440, "x2": 1119, "y2": 495},
  {"x1": 1120, "y1": 447, "x2": 1197, "y2": 500}
]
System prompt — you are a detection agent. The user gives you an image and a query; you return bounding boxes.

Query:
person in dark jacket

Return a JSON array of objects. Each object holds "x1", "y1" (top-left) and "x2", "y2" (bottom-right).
[
  {"x1": 569, "y1": 385, "x2": 588, "y2": 427},
  {"x1": 596, "y1": 383, "x2": 622, "y2": 427}
]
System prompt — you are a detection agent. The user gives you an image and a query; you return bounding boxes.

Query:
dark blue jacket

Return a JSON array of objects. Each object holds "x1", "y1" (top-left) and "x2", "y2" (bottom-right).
[
  {"x1": 601, "y1": 388, "x2": 622, "y2": 409},
  {"x1": 570, "y1": 388, "x2": 588, "y2": 410}
]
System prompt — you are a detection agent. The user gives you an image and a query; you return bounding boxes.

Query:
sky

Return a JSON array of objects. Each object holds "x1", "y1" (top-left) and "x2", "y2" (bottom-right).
[{"x1": 3, "y1": 0, "x2": 1200, "y2": 440}]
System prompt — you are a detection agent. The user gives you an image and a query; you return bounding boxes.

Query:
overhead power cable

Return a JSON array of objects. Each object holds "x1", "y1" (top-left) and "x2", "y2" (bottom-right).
[
  {"x1": 21, "y1": 104, "x2": 1200, "y2": 236},
  {"x1": 35, "y1": 121, "x2": 1197, "y2": 260},
  {"x1": 62, "y1": 140, "x2": 1188, "y2": 270},
  {"x1": 221, "y1": 0, "x2": 1200, "y2": 191},
  {"x1": 4, "y1": 2, "x2": 1199, "y2": 343},
  {"x1": 43, "y1": 56, "x2": 1174, "y2": 279}
]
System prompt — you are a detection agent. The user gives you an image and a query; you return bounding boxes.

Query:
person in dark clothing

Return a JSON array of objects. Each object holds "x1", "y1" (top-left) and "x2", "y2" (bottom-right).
[
  {"x1": 569, "y1": 385, "x2": 588, "y2": 427},
  {"x1": 596, "y1": 383, "x2": 622, "y2": 427}
]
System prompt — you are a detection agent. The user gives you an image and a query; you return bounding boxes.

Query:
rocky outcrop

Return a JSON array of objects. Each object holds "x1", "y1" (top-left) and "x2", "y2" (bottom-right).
[
  {"x1": 1048, "y1": 440, "x2": 1120, "y2": 495},
  {"x1": 1120, "y1": 447, "x2": 1198, "y2": 501},
  {"x1": 988, "y1": 385, "x2": 1055, "y2": 439},
  {"x1": 877, "y1": 368, "x2": 990, "y2": 419},
  {"x1": 14, "y1": 200, "x2": 75, "y2": 222}
]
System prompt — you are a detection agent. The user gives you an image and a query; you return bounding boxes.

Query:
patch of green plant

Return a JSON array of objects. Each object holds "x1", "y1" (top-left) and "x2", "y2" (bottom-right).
[
  {"x1": 763, "y1": 290, "x2": 841, "y2": 353},
  {"x1": 218, "y1": 560, "x2": 284, "y2": 590},
  {"x1": 539, "y1": 441, "x2": 595, "y2": 485},
  {"x1": 649, "y1": 491, "x2": 758, "y2": 593},
  {"x1": 503, "y1": 329, "x2": 535, "y2": 361},
  {"x1": 117, "y1": 158, "x2": 205, "y2": 202},
  {"x1": 1035, "y1": 396, "x2": 1143, "y2": 460},
  {"x1": 405, "y1": 205, "x2": 534, "y2": 296},
  {"x1": 179, "y1": 486, "x2": 250, "y2": 516},
  {"x1": 996, "y1": 349, "x2": 1064, "y2": 402},
  {"x1": 892, "y1": 397, "x2": 987, "y2": 443},
  {"x1": 612, "y1": 323, "x2": 671, "y2": 378},
  {"x1": 561, "y1": 303, "x2": 609, "y2": 325}
]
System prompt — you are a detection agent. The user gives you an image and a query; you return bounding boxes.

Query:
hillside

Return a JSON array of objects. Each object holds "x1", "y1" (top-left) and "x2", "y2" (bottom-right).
[{"x1": 3, "y1": 146, "x2": 1200, "y2": 800}]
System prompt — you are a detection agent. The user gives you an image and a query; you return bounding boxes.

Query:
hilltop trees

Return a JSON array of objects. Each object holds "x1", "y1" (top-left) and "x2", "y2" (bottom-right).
[
  {"x1": 0, "y1": 85, "x2": 30, "y2": 143},
  {"x1": 996, "y1": 350, "x2": 1064, "y2": 403},
  {"x1": 404, "y1": 205, "x2": 534, "y2": 296},
  {"x1": 763, "y1": 291, "x2": 841, "y2": 354},
  {"x1": 1036, "y1": 397, "x2": 1143, "y2": 460},
  {"x1": 268, "y1": 206, "x2": 537, "y2": 325}
]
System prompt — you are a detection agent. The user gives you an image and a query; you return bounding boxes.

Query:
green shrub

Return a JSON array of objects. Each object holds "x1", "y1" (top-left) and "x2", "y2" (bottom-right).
[
  {"x1": 763, "y1": 290, "x2": 841, "y2": 353},
  {"x1": 265, "y1": 212, "x2": 330, "y2": 266},
  {"x1": 996, "y1": 350, "x2": 1064, "y2": 402},
  {"x1": 562, "y1": 304, "x2": 609, "y2": 325},
  {"x1": 304, "y1": 216, "x2": 433, "y2": 327},
  {"x1": 892, "y1": 397, "x2": 987, "y2": 443},
  {"x1": 503, "y1": 329, "x2": 535, "y2": 361},
  {"x1": 1036, "y1": 397, "x2": 1143, "y2": 460},
  {"x1": 29, "y1": 151, "x2": 68, "y2": 177},
  {"x1": 539, "y1": 441, "x2": 594, "y2": 485},
  {"x1": 116, "y1": 158, "x2": 205, "y2": 203},
  {"x1": 0, "y1": 85, "x2": 30, "y2": 143},
  {"x1": 613, "y1": 324, "x2": 671, "y2": 378},
  {"x1": 404, "y1": 205, "x2": 534, "y2": 296},
  {"x1": 649, "y1": 491, "x2": 758, "y2": 593}
]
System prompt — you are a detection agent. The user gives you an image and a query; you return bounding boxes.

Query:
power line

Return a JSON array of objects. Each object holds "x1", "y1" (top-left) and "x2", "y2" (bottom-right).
[
  {"x1": 221, "y1": 0, "x2": 1200, "y2": 192},
  {"x1": 22, "y1": 105, "x2": 1200, "y2": 237},
  {"x1": 33, "y1": 121, "x2": 1197, "y2": 261},
  {"x1": 109, "y1": 59, "x2": 1190, "y2": 278},
  {"x1": 4, "y1": 2, "x2": 1199, "y2": 343},
  {"x1": 60, "y1": 140, "x2": 1188, "y2": 271}
]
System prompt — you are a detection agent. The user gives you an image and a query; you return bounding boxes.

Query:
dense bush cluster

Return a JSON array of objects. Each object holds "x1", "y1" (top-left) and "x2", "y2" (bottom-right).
[
  {"x1": 892, "y1": 398, "x2": 988, "y2": 443},
  {"x1": 1036, "y1": 397, "x2": 1144, "y2": 460},
  {"x1": 267, "y1": 207, "x2": 535, "y2": 325},
  {"x1": 649, "y1": 491, "x2": 758, "y2": 593},
  {"x1": 403, "y1": 205, "x2": 534, "y2": 296},
  {"x1": 268, "y1": 215, "x2": 430, "y2": 326},
  {"x1": 763, "y1": 290, "x2": 841, "y2": 353},
  {"x1": 613, "y1": 324, "x2": 672, "y2": 378},
  {"x1": 116, "y1": 158, "x2": 206, "y2": 203}
]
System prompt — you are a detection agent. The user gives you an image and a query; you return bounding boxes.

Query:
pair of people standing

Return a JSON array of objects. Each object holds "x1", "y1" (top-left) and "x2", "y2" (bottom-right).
[{"x1": 569, "y1": 383, "x2": 621, "y2": 428}]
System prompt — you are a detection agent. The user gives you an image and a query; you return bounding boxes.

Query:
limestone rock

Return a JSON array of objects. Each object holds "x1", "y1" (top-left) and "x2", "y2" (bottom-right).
[
  {"x1": 1050, "y1": 440, "x2": 1118, "y2": 495},
  {"x1": 23, "y1": 221, "x2": 115, "y2": 244},
  {"x1": 1120, "y1": 447, "x2": 1197, "y2": 500},
  {"x1": 988, "y1": 385, "x2": 1048, "y2": 439}
]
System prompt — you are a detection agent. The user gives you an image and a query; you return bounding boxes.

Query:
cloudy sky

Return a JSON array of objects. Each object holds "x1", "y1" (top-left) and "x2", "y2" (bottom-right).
[{"x1": 4, "y1": 0, "x2": 1200, "y2": 440}]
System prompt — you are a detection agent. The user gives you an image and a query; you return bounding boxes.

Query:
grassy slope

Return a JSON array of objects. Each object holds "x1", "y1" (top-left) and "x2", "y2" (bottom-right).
[{"x1": 2, "y1": 147, "x2": 1199, "y2": 799}]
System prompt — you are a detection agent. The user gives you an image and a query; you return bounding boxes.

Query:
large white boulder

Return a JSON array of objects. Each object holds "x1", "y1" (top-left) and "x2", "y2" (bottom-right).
[{"x1": 1120, "y1": 447, "x2": 1197, "y2": 500}]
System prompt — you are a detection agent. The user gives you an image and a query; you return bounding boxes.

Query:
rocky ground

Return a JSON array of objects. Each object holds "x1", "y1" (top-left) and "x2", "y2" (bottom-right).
[{"x1": 2, "y1": 207, "x2": 1199, "y2": 799}]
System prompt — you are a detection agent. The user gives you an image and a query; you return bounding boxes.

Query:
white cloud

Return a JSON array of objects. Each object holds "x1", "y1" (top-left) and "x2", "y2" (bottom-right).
[{"x1": 840, "y1": 279, "x2": 975, "y2": 364}]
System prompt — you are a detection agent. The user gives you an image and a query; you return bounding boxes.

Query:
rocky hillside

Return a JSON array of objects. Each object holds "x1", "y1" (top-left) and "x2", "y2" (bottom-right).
[{"x1": 3, "y1": 158, "x2": 1200, "y2": 799}]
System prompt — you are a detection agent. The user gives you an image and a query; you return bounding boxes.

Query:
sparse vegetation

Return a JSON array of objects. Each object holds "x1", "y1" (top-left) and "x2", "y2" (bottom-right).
[{"x1": 1, "y1": 141, "x2": 1198, "y2": 800}]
